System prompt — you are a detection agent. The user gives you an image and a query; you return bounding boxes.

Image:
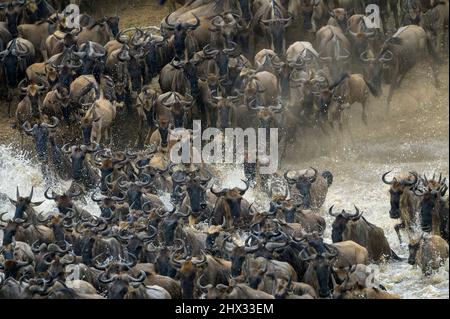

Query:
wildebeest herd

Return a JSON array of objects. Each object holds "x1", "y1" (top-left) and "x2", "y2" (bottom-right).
[{"x1": 0, "y1": 0, "x2": 448, "y2": 299}]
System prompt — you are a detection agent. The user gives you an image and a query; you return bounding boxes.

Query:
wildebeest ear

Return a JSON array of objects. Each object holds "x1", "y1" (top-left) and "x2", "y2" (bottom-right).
[{"x1": 8, "y1": 198, "x2": 18, "y2": 206}]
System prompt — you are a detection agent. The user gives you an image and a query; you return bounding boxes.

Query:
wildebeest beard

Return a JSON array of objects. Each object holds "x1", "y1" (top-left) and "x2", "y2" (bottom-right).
[
  {"x1": 226, "y1": 198, "x2": 242, "y2": 221},
  {"x1": 331, "y1": 217, "x2": 347, "y2": 242},
  {"x1": 2, "y1": 225, "x2": 16, "y2": 246},
  {"x1": 108, "y1": 279, "x2": 129, "y2": 299},
  {"x1": 81, "y1": 237, "x2": 95, "y2": 265},
  {"x1": 99, "y1": 167, "x2": 113, "y2": 192},
  {"x1": 270, "y1": 23, "x2": 285, "y2": 56},
  {"x1": 127, "y1": 237, "x2": 143, "y2": 258},
  {"x1": 420, "y1": 199, "x2": 434, "y2": 232},
  {"x1": 3, "y1": 54, "x2": 20, "y2": 87},
  {"x1": 158, "y1": 126, "x2": 169, "y2": 147},
  {"x1": 162, "y1": 218, "x2": 178, "y2": 246},
  {"x1": 389, "y1": 190, "x2": 402, "y2": 219},
  {"x1": 187, "y1": 184, "x2": 207, "y2": 214},
  {"x1": 128, "y1": 58, "x2": 143, "y2": 92},
  {"x1": 6, "y1": 11, "x2": 19, "y2": 37},
  {"x1": 33, "y1": 126, "x2": 50, "y2": 161},
  {"x1": 296, "y1": 181, "x2": 313, "y2": 208},
  {"x1": 315, "y1": 258, "x2": 334, "y2": 298},
  {"x1": 181, "y1": 271, "x2": 196, "y2": 298},
  {"x1": 283, "y1": 206, "x2": 297, "y2": 223},
  {"x1": 127, "y1": 187, "x2": 143, "y2": 210},
  {"x1": 100, "y1": 206, "x2": 114, "y2": 219}
]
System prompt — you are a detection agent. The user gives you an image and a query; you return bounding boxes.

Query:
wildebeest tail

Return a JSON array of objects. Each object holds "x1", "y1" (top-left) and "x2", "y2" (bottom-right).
[
  {"x1": 426, "y1": 35, "x2": 444, "y2": 65},
  {"x1": 322, "y1": 171, "x2": 333, "y2": 187},
  {"x1": 390, "y1": 248, "x2": 403, "y2": 261}
]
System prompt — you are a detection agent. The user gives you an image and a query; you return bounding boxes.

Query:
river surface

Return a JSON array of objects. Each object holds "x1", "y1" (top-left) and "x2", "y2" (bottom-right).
[{"x1": 0, "y1": 61, "x2": 448, "y2": 299}]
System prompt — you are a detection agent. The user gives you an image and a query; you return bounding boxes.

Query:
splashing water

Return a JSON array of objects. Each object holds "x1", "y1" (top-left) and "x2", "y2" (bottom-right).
[{"x1": 0, "y1": 61, "x2": 448, "y2": 298}]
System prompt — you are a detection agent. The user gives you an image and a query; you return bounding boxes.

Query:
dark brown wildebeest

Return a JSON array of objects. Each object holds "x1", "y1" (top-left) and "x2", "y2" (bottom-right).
[
  {"x1": 210, "y1": 180, "x2": 255, "y2": 228},
  {"x1": 414, "y1": 173, "x2": 449, "y2": 241},
  {"x1": 362, "y1": 25, "x2": 443, "y2": 108},
  {"x1": 329, "y1": 205, "x2": 401, "y2": 262},
  {"x1": 382, "y1": 171, "x2": 420, "y2": 243},
  {"x1": 284, "y1": 167, "x2": 333, "y2": 209},
  {"x1": 170, "y1": 251, "x2": 231, "y2": 299}
]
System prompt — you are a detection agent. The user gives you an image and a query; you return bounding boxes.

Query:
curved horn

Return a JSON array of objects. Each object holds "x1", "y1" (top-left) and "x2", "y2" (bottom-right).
[{"x1": 382, "y1": 171, "x2": 394, "y2": 185}]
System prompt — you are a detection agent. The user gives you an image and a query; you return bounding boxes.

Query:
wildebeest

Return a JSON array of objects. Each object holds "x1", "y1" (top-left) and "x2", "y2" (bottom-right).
[
  {"x1": 329, "y1": 205, "x2": 400, "y2": 262},
  {"x1": 210, "y1": 180, "x2": 255, "y2": 228},
  {"x1": 284, "y1": 167, "x2": 333, "y2": 209},
  {"x1": 382, "y1": 171, "x2": 420, "y2": 243},
  {"x1": 408, "y1": 234, "x2": 449, "y2": 275},
  {"x1": 414, "y1": 173, "x2": 449, "y2": 241},
  {"x1": 363, "y1": 25, "x2": 443, "y2": 108}
]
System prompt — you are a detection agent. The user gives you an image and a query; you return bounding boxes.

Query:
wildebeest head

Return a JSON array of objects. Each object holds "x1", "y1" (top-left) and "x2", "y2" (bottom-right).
[
  {"x1": 170, "y1": 57, "x2": 200, "y2": 95},
  {"x1": 22, "y1": 117, "x2": 59, "y2": 161},
  {"x1": 382, "y1": 171, "x2": 419, "y2": 219},
  {"x1": 0, "y1": 38, "x2": 33, "y2": 87},
  {"x1": 249, "y1": 103, "x2": 284, "y2": 129},
  {"x1": 44, "y1": 186, "x2": 81, "y2": 215},
  {"x1": 173, "y1": 168, "x2": 212, "y2": 215},
  {"x1": 161, "y1": 91, "x2": 193, "y2": 128},
  {"x1": 7, "y1": 186, "x2": 44, "y2": 221},
  {"x1": 99, "y1": 270, "x2": 147, "y2": 299},
  {"x1": 228, "y1": 242, "x2": 260, "y2": 277},
  {"x1": 92, "y1": 150, "x2": 128, "y2": 193},
  {"x1": 19, "y1": 82, "x2": 45, "y2": 117},
  {"x1": 329, "y1": 205, "x2": 363, "y2": 243},
  {"x1": 106, "y1": 14, "x2": 120, "y2": 38},
  {"x1": 348, "y1": 16, "x2": 376, "y2": 56},
  {"x1": 170, "y1": 252, "x2": 207, "y2": 299},
  {"x1": 203, "y1": 42, "x2": 237, "y2": 80},
  {"x1": 414, "y1": 173, "x2": 448, "y2": 232},
  {"x1": 210, "y1": 180, "x2": 250, "y2": 226},
  {"x1": 61, "y1": 143, "x2": 99, "y2": 181},
  {"x1": 24, "y1": 0, "x2": 39, "y2": 23},
  {"x1": 212, "y1": 94, "x2": 240, "y2": 129},
  {"x1": 300, "y1": 247, "x2": 338, "y2": 298},
  {"x1": 165, "y1": 12, "x2": 200, "y2": 59},
  {"x1": 3, "y1": 2, "x2": 22, "y2": 37},
  {"x1": 259, "y1": 14, "x2": 292, "y2": 56},
  {"x1": 269, "y1": 191, "x2": 296, "y2": 223},
  {"x1": 0, "y1": 253, "x2": 33, "y2": 279},
  {"x1": 299, "y1": 0, "x2": 322, "y2": 31},
  {"x1": 361, "y1": 37, "x2": 399, "y2": 97},
  {"x1": 73, "y1": 41, "x2": 106, "y2": 77},
  {"x1": 284, "y1": 168, "x2": 319, "y2": 208},
  {"x1": 329, "y1": 8, "x2": 348, "y2": 32},
  {"x1": 116, "y1": 173, "x2": 152, "y2": 210}
]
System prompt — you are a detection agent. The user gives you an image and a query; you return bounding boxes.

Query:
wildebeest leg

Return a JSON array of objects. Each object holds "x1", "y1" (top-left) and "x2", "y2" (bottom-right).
[
  {"x1": 386, "y1": 77, "x2": 399, "y2": 110},
  {"x1": 390, "y1": 0, "x2": 400, "y2": 29},
  {"x1": 7, "y1": 89, "x2": 13, "y2": 118},
  {"x1": 361, "y1": 101, "x2": 368, "y2": 125},
  {"x1": 394, "y1": 221, "x2": 404, "y2": 244}
]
